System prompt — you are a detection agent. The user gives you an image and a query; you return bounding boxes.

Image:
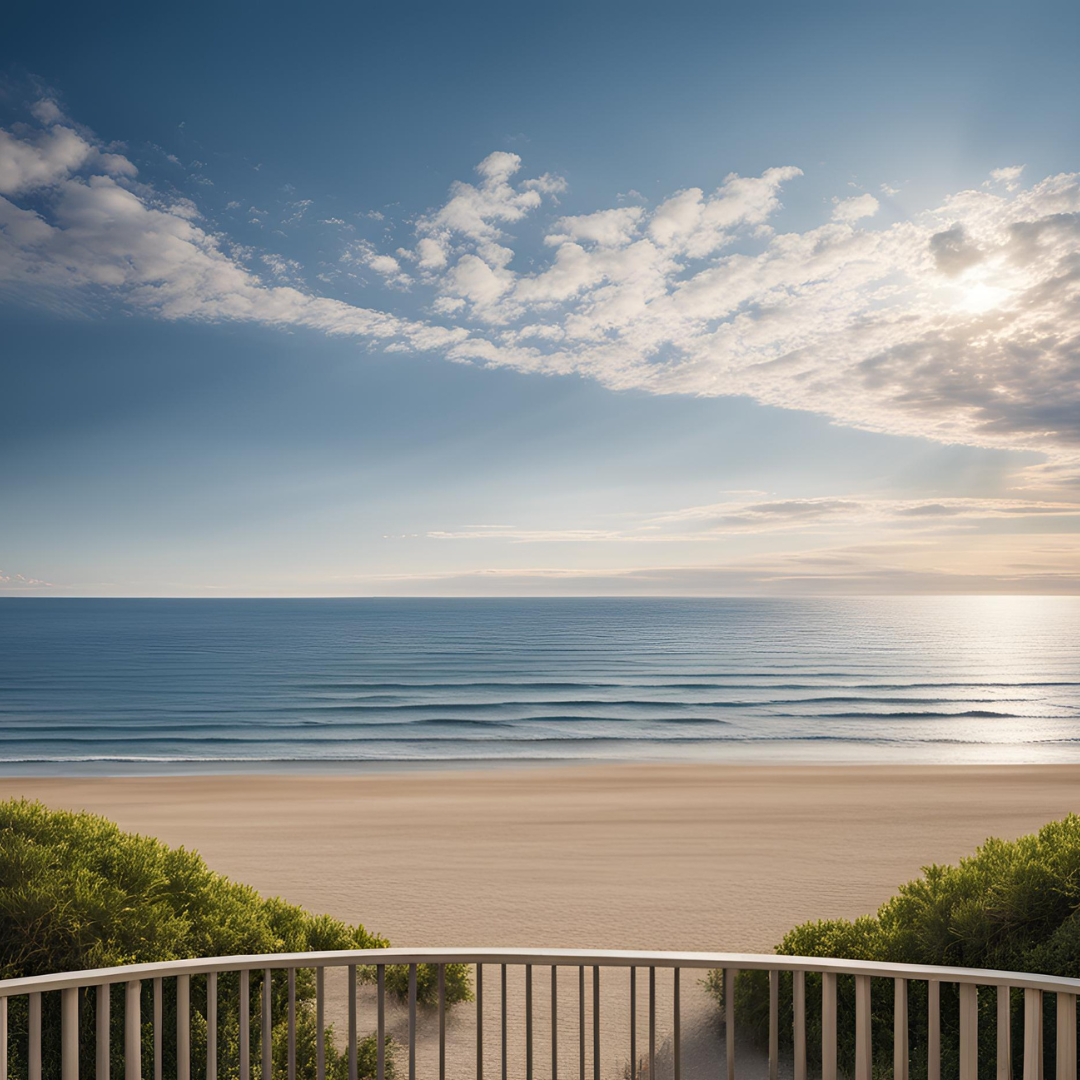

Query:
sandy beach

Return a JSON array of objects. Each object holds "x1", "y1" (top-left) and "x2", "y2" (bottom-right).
[{"x1": 6, "y1": 764, "x2": 1079, "y2": 1078}]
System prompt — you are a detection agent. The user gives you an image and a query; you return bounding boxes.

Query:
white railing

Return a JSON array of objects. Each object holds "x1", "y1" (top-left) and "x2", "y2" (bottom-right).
[{"x1": 1, "y1": 948, "x2": 1078, "y2": 1080}]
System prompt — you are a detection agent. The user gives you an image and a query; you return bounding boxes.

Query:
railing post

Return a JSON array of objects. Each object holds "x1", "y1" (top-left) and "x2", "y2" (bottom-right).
[
  {"x1": 673, "y1": 968, "x2": 681, "y2": 1080},
  {"x1": 648, "y1": 967, "x2": 655, "y2": 1080},
  {"x1": 208, "y1": 972, "x2": 218, "y2": 1080},
  {"x1": 348, "y1": 965, "x2": 357, "y2": 1080},
  {"x1": 316, "y1": 968, "x2": 326, "y2": 1080},
  {"x1": 855, "y1": 975, "x2": 871, "y2": 1080},
  {"x1": 999, "y1": 986, "x2": 1013, "y2": 1080},
  {"x1": 895, "y1": 979, "x2": 909, "y2": 1080},
  {"x1": 29, "y1": 991, "x2": 41, "y2": 1080},
  {"x1": 822, "y1": 972, "x2": 837, "y2": 1080},
  {"x1": 125, "y1": 981, "x2": 141, "y2": 1080},
  {"x1": 240, "y1": 970, "x2": 250, "y2": 1080},
  {"x1": 262, "y1": 969, "x2": 272, "y2": 1080},
  {"x1": 592, "y1": 967, "x2": 600, "y2": 1080},
  {"x1": 1058, "y1": 993, "x2": 1077, "y2": 1080},
  {"x1": 377, "y1": 964, "x2": 386, "y2": 1080},
  {"x1": 475, "y1": 965, "x2": 483, "y2": 1080},
  {"x1": 725, "y1": 968, "x2": 738, "y2": 1080},
  {"x1": 97, "y1": 984, "x2": 110, "y2": 1080},
  {"x1": 960, "y1": 984, "x2": 978, "y2": 1080},
  {"x1": 1025, "y1": 989, "x2": 1043, "y2": 1080},
  {"x1": 409, "y1": 964, "x2": 417, "y2": 1080},
  {"x1": 526, "y1": 965, "x2": 533, "y2": 1080},
  {"x1": 287, "y1": 969, "x2": 296, "y2": 1080},
  {"x1": 769, "y1": 969, "x2": 779, "y2": 1080},
  {"x1": 153, "y1": 978, "x2": 162, "y2": 1080},
  {"x1": 1, "y1": 996, "x2": 7, "y2": 1080},
  {"x1": 929, "y1": 980, "x2": 941, "y2": 1080},
  {"x1": 177, "y1": 974, "x2": 190, "y2": 1080},
  {"x1": 551, "y1": 966, "x2": 557, "y2": 1080},
  {"x1": 63, "y1": 986, "x2": 79, "y2": 1080},
  {"x1": 438, "y1": 964, "x2": 445, "y2": 1080},
  {"x1": 793, "y1": 970, "x2": 806, "y2": 1080}
]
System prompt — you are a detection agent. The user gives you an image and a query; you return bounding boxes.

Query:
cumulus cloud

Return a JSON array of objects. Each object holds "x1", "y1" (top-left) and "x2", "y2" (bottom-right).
[
  {"x1": 831, "y1": 193, "x2": 879, "y2": 222},
  {"x1": 5, "y1": 103, "x2": 1080, "y2": 476}
]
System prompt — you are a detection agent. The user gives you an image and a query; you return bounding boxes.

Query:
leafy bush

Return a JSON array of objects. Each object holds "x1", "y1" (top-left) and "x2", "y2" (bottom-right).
[
  {"x1": 0, "y1": 799, "x2": 469, "y2": 1080},
  {"x1": 707, "y1": 815, "x2": 1080, "y2": 1080}
]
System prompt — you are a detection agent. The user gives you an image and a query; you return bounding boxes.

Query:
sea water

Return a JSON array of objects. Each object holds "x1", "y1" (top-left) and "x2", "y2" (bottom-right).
[{"x1": 0, "y1": 596, "x2": 1078, "y2": 774}]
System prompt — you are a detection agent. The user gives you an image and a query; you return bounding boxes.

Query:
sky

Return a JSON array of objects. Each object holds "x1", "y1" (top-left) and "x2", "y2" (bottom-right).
[{"x1": 2, "y1": 0, "x2": 1080, "y2": 596}]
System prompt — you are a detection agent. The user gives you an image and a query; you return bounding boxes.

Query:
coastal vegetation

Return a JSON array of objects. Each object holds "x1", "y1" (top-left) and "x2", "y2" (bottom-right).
[
  {"x1": 710, "y1": 815, "x2": 1080, "y2": 1080},
  {"x1": 0, "y1": 799, "x2": 470, "y2": 1080}
]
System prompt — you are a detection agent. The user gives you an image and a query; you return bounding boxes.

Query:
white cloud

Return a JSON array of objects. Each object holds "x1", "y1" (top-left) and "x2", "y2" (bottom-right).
[
  {"x1": 5, "y1": 108, "x2": 1080, "y2": 478},
  {"x1": 545, "y1": 206, "x2": 643, "y2": 247},
  {"x1": 988, "y1": 165, "x2": 1026, "y2": 191},
  {"x1": 831, "y1": 193, "x2": 879, "y2": 222}
]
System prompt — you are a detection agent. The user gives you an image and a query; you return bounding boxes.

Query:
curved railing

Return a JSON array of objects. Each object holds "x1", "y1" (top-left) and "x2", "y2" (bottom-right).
[{"x1": 1, "y1": 948, "x2": 1078, "y2": 1080}]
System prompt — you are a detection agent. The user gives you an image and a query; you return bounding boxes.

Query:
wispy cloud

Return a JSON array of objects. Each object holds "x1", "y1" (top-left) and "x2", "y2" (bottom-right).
[{"x1": 4, "y1": 101, "x2": 1080, "y2": 479}]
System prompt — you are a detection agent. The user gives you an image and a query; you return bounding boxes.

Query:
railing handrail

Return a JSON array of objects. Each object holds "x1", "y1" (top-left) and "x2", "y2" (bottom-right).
[{"x1": 4, "y1": 947, "x2": 1080, "y2": 996}]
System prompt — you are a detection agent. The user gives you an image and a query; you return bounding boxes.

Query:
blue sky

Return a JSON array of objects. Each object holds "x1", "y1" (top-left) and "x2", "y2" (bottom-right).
[{"x1": 2, "y1": 0, "x2": 1080, "y2": 595}]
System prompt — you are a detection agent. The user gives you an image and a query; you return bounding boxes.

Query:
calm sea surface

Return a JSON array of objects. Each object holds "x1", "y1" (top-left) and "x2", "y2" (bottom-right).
[{"x1": 0, "y1": 597, "x2": 1078, "y2": 774}]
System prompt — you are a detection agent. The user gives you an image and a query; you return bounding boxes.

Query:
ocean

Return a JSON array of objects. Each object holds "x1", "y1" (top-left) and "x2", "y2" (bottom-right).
[{"x1": 0, "y1": 596, "x2": 1078, "y2": 774}]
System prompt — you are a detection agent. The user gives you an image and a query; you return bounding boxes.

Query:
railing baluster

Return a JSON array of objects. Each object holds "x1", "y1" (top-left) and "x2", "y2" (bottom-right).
[
  {"x1": 673, "y1": 967, "x2": 681, "y2": 1080},
  {"x1": 240, "y1": 970, "x2": 250, "y2": 1080},
  {"x1": 63, "y1": 986, "x2": 79, "y2": 1080},
  {"x1": 960, "y1": 984, "x2": 978, "y2": 1080},
  {"x1": 287, "y1": 969, "x2": 296, "y2": 1080},
  {"x1": 855, "y1": 974, "x2": 871, "y2": 1080},
  {"x1": 377, "y1": 964, "x2": 386, "y2": 1080},
  {"x1": 408, "y1": 964, "x2": 417, "y2": 1080},
  {"x1": 348, "y1": 965, "x2": 357, "y2": 1080},
  {"x1": 648, "y1": 968, "x2": 655, "y2": 1080},
  {"x1": 578, "y1": 967, "x2": 584, "y2": 1080},
  {"x1": 476, "y1": 964, "x2": 483, "y2": 1080},
  {"x1": 526, "y1": 964, "x2": 533, "y2": 1080},
  {"x1": 124, "y1": 981, "x2": 140, "y2": 1080},
  {"x1": 552, "y1": 966, "x2": 558, "y2": 1080},
  {"x1": 29, "y1": 991, "x2": 41, "y2": 1080},
  {"x1": 592, "y1": 967, "x2": 600, "y2": 1080},
  {"x1": 503, "y1": 965, "x2": 509, "y2": 1080},
  {"x1": 928, "y1": 980, "x2": 941, "y2": 1080},
  {"x1": 998, "y1": 986, "x2": 1012, "y2": 1080},
  {"x1": 793, "y1": 970, "x2": 806, "y2": 1080},
  {"x1": 178, "y1": 974, "x2": 191, "y2": 1080},
  {"x1": 1025, "y1": 989, "x2": 1043, "y2": 1080},
  {"x1": 821, "y1": 972, "x2": 837, "y2": 1080},
  {"x1": 725, "y1": 968, "x2": 738, "y2": 1080},
  {"x1": 895, "y1": 978, "x2": 909, "y2": 1080},
  {"x1": 153, "y1": 978, "x2": 162, "y2": 1080},
  {"x1": 769, "y1": 969, "x2": 779, "y2": 1080},
  {"x1": 316, "y1": 968, "x2": 326, "y2": 1080},
  {"x1": 438, "y1": 964, "x2": 446, "y2": 1080},
  {"x1": 1058, "y1": 993, "x2": 1077, "y2": 1080},
  {"x1": 207, "y1": 972, "x2": 218, "y2": 1080},
  {"x1": 97, "y1": 984, "x2": 110, "y2": 1080},
  {"x1": 629, "y1": 967, "x2": 636, "y2": 1080},
  {"x1": 0, "y1": 996, "x2": 6, "y2": 1080},
  {"x1": 262, "y1": 970, "x2": 272, "y2": 1080}
]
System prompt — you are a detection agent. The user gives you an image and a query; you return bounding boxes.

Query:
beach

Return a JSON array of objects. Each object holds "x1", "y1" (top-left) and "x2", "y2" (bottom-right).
[{"x1": 7, "y1": 763, "x2": 1079, "y2": 1078}]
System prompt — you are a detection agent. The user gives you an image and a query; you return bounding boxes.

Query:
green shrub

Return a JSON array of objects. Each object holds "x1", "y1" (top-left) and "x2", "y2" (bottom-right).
[
  {"x1": 0, "y1": 799, "x2": 468, "y2": 1080},
  {"x1": 708, "y1": 815, "x2": 1080, "y2": 1080}
]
